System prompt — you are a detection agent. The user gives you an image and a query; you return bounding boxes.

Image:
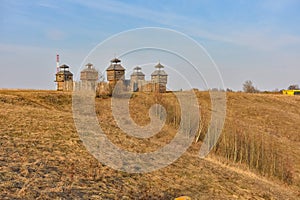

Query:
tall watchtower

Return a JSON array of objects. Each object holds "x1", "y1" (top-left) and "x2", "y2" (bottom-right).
[
  {"x1": 80, "y1": 63, "x2": 98, "y2": 91},
  {"x1": 151, "y1": 62, "x2": 168, "y2": 93},
  {"x1": 55, "y1": 64, "x2": 73, "y2": 91},
  {"x1": 130, "y1": 66, "x2": 145, "y2": 92},
  {"x1": 106, "y1": 58, "x2": 125, "y2": 87}
]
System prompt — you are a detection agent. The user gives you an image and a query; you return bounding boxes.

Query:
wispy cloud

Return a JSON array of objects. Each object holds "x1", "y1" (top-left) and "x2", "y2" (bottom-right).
[
  {"x1": 37, "y1": 2, "x2": 59, "y2": 9},
  {"x1": 69, "y1": 0, "x2": 300, "y2": 51},
  {"x1": 70, "y1": 0, "x2": 187, "y2": 26},
  {"x1": 1, "y1": 0, "x2": 299, "y2": 90}
]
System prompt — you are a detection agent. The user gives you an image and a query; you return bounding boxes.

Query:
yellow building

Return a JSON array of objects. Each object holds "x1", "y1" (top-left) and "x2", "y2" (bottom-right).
[{"x1": 282, "y1": 90, "x2": 300, "y2": 96}]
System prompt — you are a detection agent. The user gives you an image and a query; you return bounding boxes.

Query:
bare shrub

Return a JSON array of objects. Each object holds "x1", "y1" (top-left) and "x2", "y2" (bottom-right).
[
  {"x1": 288, "y1": 84, "x2": 299, "y2": 90},
  {"x1": 243, "y1": 80, "x2": 259, "y2": 93},
  {"x1": 213, "y1": 125, "x2": 294, "y2": 184}
]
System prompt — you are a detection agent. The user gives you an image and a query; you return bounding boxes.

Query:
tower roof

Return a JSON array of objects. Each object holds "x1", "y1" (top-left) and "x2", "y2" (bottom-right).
[
  {"x1": 80, "y1": 63, "x2": 98, "y2": 81},
  {"x1": 131, "y1": 66, "x2": 145, "y2": 76},
  {"x1": 106, "y1": 58, "x2": 125, "y2": 71},
  {"x1": 134, "y1": 66, "x2": 142, "y2": 71},
  {"x1": 86, "y1": 63, "x2": 93, "y2": 68},
  {"x1": 82, "y1": 63, "x2": 97, "y2": 72},
  {"x1": 57, "y1": 70, "x2": 73, "y2": 76},
  {"x1": 110, "y1": 57, "x2": 121, "y2": 63},
  {"x1": 151, "y1": 70, "x2": 168, "y2": 76},
  {"x1": 131, "y1": 71, "x2": 145, "y2": 76},
  {"x1": 57, "y1": 64, "x2": 73, "y2": 75},
  {"x1": 151, "y1": 62, "x2": 167, "y2": 76},
  {"x1": 154, "y1": 62, "x2": 164, "y2": 69},
  {"x1": 59, "y1": 64, "x2": 70, "y2": 69}
]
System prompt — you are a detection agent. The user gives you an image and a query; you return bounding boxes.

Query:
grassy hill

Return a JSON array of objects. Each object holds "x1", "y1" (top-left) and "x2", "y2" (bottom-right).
[{"x1": 0, "y1": 90, "x2": 299, "y2": 199}]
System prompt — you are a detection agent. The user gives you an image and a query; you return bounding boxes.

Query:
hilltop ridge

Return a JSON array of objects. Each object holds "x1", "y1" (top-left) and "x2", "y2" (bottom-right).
[{"x1": 0, "y1": 90, "x2": 299, "y2": 199}]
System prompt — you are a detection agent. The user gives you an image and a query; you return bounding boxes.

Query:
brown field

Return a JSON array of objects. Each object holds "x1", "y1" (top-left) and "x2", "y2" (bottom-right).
[{"x1": 0, "y1": 90, "x2": 300, "y2": 199}]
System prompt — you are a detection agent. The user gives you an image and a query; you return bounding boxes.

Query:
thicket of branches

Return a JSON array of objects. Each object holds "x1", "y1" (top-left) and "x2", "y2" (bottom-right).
[
  {"x1": 132, "y1": 92, "x2": 294, "y2": 185},
  {"x1": 288, "y1": 84, "x2": 299, "y2": 90},
  {"x1": 156, "y1": 93, "x2": 294, "y2": 185},
  {"x1": 197, "y1": 121, "x2": 294, "y2": 184}
]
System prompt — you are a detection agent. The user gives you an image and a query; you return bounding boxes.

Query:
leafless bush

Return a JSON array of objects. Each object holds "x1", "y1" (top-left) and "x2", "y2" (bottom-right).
[
  {"x1": 213, "y1": 127, "x2": 294, "y2": 184},
  {"x1": 243, "y1": 80, "x2": 259, "y2": 93}
]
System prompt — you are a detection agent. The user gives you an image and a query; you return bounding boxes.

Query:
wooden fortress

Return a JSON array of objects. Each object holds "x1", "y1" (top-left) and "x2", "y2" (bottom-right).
[{"x1": 55, "y1": 58, "x2": 168, "y2": 95}]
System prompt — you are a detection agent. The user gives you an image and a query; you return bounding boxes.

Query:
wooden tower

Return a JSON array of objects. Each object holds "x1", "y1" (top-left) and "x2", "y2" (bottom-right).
[
  {"x1": 130, "y1": 66, "x2": 145, "y2": 92},
  {"x1": 106, "y1": 58, "x2": 125, "y2": 87},
  {"x1": 151, "y1": 62, "x2": 168, "y2": 93},
  {"x1": 80, "y1": 63, "x2": 98, "y2": 91},
  {"x1": 55, "y1": 64, "x2": 73, "y2": 91}
]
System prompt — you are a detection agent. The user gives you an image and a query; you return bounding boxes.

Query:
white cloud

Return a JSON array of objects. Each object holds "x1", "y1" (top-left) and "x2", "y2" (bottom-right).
[{"x1": 69, "y1": 0, "x2": 300, "y2": 52}]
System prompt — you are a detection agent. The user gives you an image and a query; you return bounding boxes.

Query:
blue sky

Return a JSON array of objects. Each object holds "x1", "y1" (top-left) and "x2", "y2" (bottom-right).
[{"x1": 1, "y1": 0, "x2": 300, "y2": 90}]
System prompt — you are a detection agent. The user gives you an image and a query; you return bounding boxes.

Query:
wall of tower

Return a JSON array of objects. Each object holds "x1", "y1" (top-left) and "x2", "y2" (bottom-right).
[
  {"x1": 80, "y1": 71, "x2": 98, "y2": 81},
  {"x1": 55, "y1": 73, "x2": 73, "y2": 91},
  {"x1": 80, "y1": 81, "x2": 97, "y2": 91},
  {"x1": 130, "y1": 74, "x2": 145, "y2": 92},
  {"x1": 80, "y1": 67, "x2": 98, "y2": 91},
  {"x1": 152, "y1": 83, "x2": 166, "y2": 93},
  {"x1": 57, "y1": 80, "x2": 73, "y2": 91},
  {"x1": 150, "y1": 74, "x2": 167, "y2": 93},
  {"x1": 107, "y1": 70, "x2": 125, "y2": 85},
  {"x1": 151, "y1": 75, "x2": 168, "y2": 84}
]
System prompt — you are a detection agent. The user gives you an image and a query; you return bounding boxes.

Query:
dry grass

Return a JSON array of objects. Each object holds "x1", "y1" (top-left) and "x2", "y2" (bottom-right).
[
  {"x1": 221, "y1": 93, "x2": 300, "y2": 181},
  {"x1": 0, "y1": 90, "x2": 299, "y2": 199}
]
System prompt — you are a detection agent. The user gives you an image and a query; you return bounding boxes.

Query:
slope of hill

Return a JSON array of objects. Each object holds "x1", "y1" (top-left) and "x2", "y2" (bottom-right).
[{"x1": 0, "y1": 90, "x2": 299, "y2": 199}]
